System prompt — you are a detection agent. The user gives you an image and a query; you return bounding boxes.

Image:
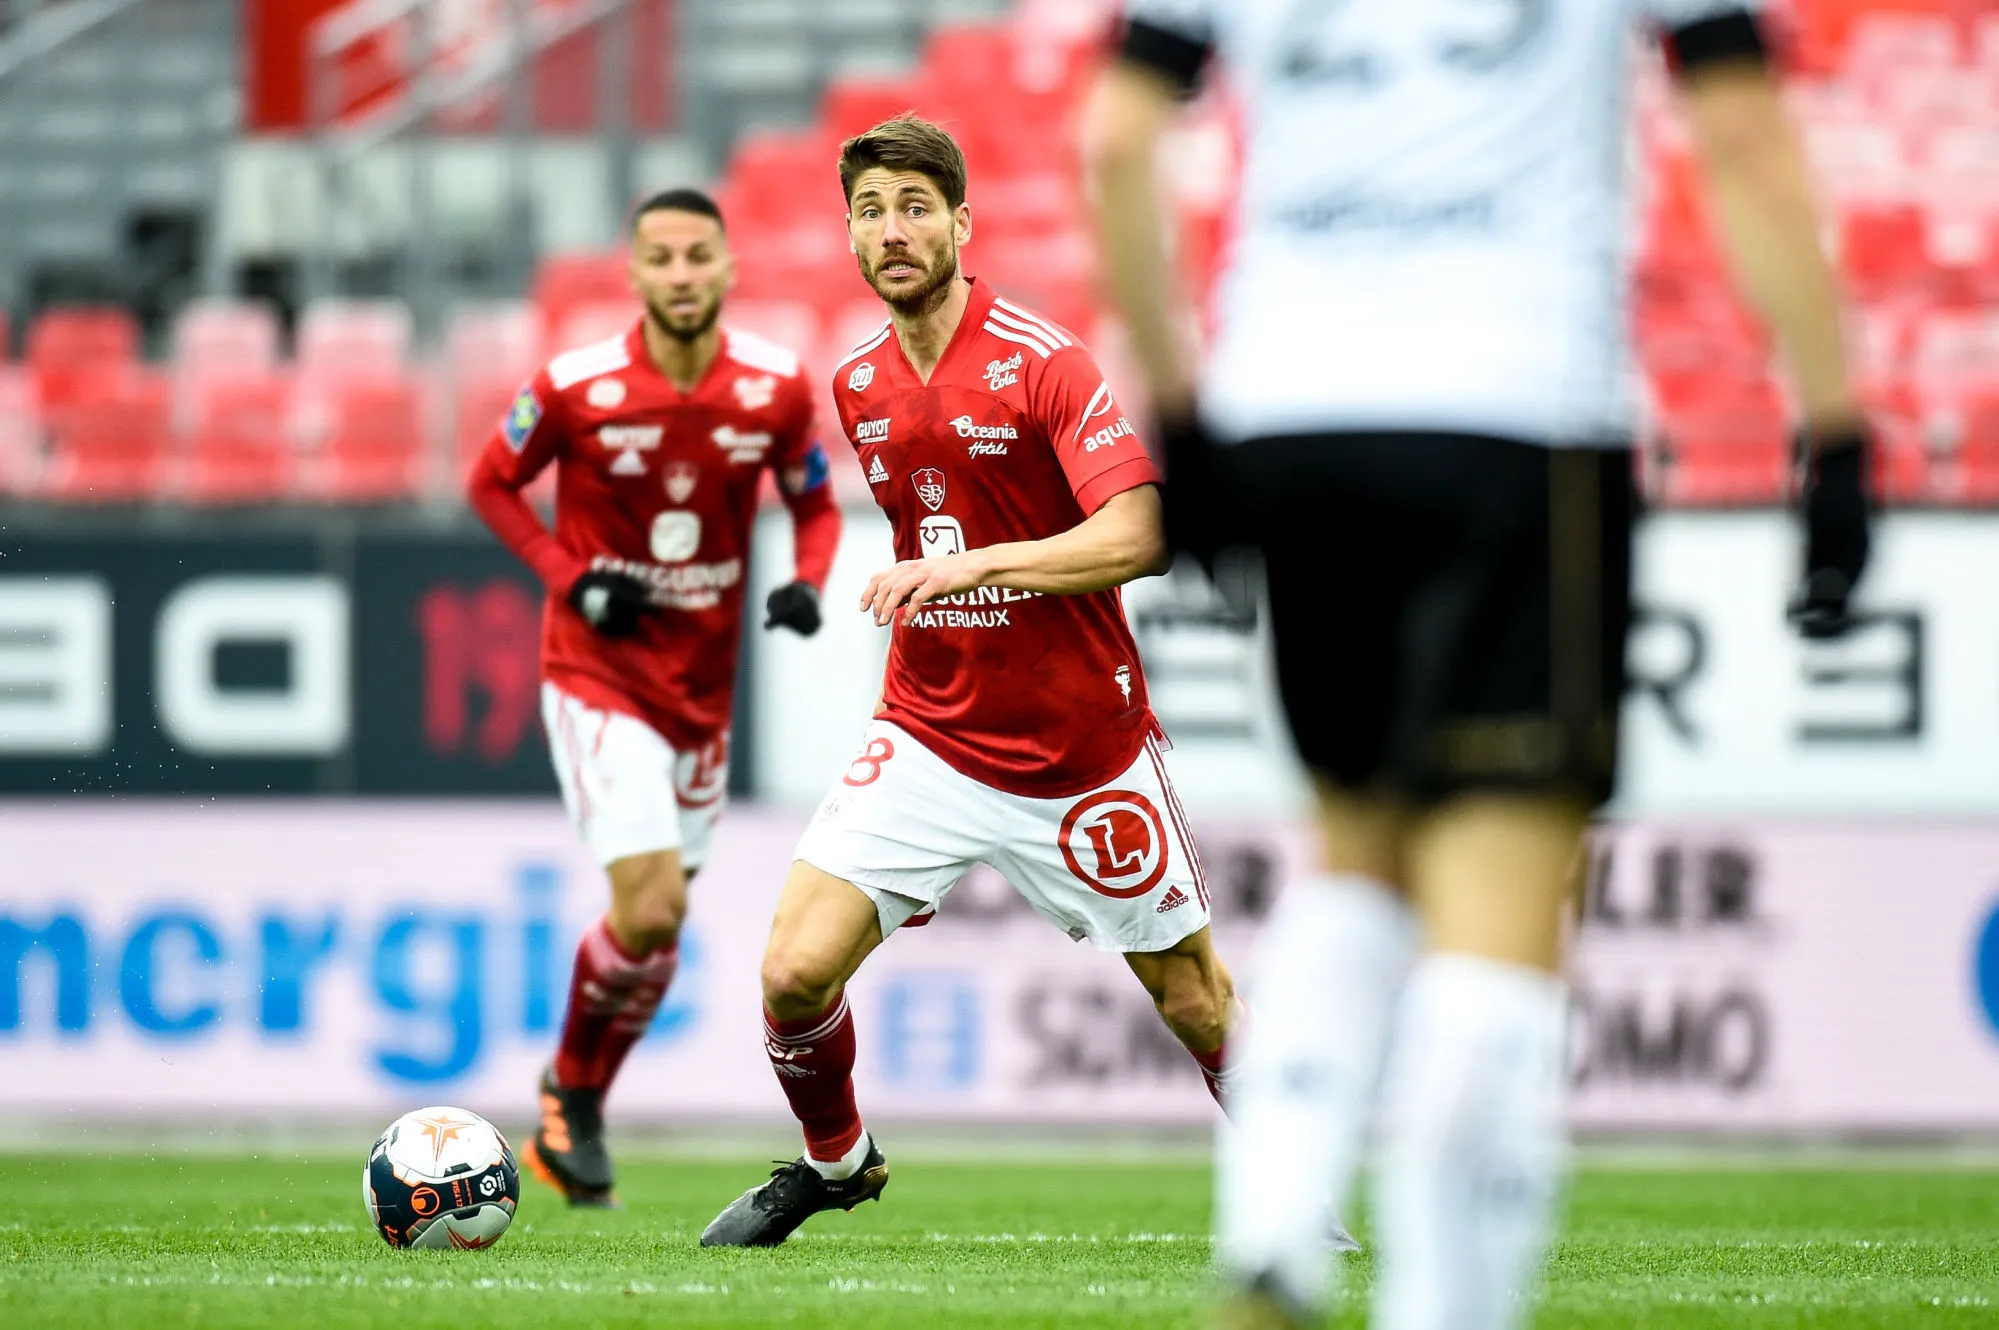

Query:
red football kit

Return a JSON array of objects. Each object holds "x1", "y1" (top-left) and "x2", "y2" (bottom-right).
[
  {"x1": 469, "y1": 320, "x2": 840, "y2": 750},
  {"x1": 830, "y1": 279, "x2": 1162, "y2": 798}
]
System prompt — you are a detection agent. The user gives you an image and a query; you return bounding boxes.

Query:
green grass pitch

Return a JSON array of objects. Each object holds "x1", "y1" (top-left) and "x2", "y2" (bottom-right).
[{"x1": 3, "y1": 1149, "x2": 1996, "y2": 1327}]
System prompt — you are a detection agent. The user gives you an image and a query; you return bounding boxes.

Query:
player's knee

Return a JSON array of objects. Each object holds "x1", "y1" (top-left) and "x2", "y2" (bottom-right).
[
  {"x1": 760, "y1": 949, "x2": 840, "y2": 1021},
  {"x1": 608, "y1": 854, "x2": 687, "y2": 952}
]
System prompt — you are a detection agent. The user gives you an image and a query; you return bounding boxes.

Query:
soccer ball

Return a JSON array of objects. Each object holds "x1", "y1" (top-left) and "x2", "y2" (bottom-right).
[{"x1": 363, "y1": 1106, "x2": 520, "y2": 1250}]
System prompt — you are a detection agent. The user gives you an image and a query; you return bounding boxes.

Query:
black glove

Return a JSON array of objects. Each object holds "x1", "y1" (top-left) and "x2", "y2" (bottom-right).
[
  {"x1": 1789, "y1": 425, "x2": 1874, "y2": 640},
  {"x1": 567, "y1": 569, "x2": 650, "y2": 637},
  {"x1": 764, "y1": 580, "x2": 822, "y2": 636}
]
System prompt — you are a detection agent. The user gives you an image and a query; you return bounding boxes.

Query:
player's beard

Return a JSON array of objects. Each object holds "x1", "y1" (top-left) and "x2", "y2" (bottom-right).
[
  {"x1": 862, "y1": 242, "x2": 956, "y2": 317},
  {"x1": 645, "y1": 291, "x2": 721, "y2": 343}
]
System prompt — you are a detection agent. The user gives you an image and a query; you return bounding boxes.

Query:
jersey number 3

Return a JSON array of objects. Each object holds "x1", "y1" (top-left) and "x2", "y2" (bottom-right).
[{"x1": 1276, "y1": 0, "x2": 1546, "y2": 85}]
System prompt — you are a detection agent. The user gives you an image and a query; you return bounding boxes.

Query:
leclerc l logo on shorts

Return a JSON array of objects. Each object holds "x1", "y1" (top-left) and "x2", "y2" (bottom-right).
[{"x1": 1058, "y1": 790, "x2": 1169, "y2": 899}]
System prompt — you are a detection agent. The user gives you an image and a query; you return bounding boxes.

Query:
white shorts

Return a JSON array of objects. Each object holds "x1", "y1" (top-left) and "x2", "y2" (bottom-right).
[
  {"x1": 795, "y1": 720, "x2": 1212, "y2": 954},
  {"x1": 541, "y1": 683, "x2": 729, "y2": 870}
]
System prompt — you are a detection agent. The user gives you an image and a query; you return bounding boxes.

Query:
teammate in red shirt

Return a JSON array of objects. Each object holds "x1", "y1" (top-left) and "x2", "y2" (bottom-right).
[
  {"x1": 701, "y1": 117, "x2": 1237, "y2": 1247},
  {"x1": 467, "y1": 188, "x2": 841, "y2": 1206}
]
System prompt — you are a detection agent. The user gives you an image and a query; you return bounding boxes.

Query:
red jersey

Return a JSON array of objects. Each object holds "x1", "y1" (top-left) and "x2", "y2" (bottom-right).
[
  {"x1": 474, "y1": 321, "x2": 835, "y2": 750},
  {"x1": 832, "y1": 280, "x2": 1161, "y2": 798}
]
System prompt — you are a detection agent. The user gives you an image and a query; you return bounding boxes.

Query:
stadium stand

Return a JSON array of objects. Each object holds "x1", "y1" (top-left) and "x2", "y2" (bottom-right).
[{"x1": 2, "y1": 0, "x2": 1995, "y2": 507}]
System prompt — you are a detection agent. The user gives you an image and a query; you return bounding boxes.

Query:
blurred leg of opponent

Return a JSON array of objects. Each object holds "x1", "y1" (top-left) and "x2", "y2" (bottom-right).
[{"x1": 1211, "y1": 436, "x2": 1631, "y2": 1329}]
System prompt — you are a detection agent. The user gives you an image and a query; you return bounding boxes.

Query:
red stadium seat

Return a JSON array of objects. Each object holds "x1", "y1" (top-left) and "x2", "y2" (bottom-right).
[
  {"x1": 822, "y1": 76, "x2": 931, "y2": 142},
  {"x1": 1955, "y1": 392, "x2": 1999, "y2": 503},
  {"x1": 296, "y1": 299, "x2": 413, "y2": 379},
  {"x1": 724, "y1": 129, "x2": 841, "y2": 230},
  {"x1": 725, "y1": 299, "x2": 820, "y2": 365},
  {"x1": 1656, "y1": 398, "x2": 1791, "y2": 506},
  {"x1": 38, "y1": 371, "x2": 171, "y2": 501},
  {"x1": 453, "y1": 372, "x2": 521, "y2": 476},
  {"x1": 530, "y1": 253, "x2": 632, "y2": 347},
  {"x1": 27, "y1": 306, "x2": 141, "y2": 412},
  {"x1": 0, "y1": 368, "x2": 37, "y2": 495},
  {"x1": 550, "y1": 301, "x2": 638, "y2": 354},
  {"x1": 171, "y1": 298, "x2": 281, "y2": 378},
  {"x1": 304, "y1": 373, "x2": 427, "y2": 501},
  {"x1": 1839, "y1": 203, "x2": 1933, "y2": 300},
  {"x1": 443, "y1": 301, "x2": 543, "y2": 383},
  {"x1": 181, "y1": 372, "x2": 295, "y2": 503}
]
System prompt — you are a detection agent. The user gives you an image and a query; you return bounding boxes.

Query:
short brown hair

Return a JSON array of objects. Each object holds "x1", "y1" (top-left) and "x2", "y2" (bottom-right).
[{"x1": 838, "y1": 114, "x2": 968, "y2": 210}]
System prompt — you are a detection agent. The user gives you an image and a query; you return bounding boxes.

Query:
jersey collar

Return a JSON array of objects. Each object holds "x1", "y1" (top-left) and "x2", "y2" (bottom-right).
[
  {"x1": 885, "y1": 277, "x2": 996, "y2": 389},
  {"x1": 625, "y1": 318, "x2": 731, "y2": 401}
]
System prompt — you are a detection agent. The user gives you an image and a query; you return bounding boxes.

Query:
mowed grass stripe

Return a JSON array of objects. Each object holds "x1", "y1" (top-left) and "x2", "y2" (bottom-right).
[{"x1": 2, "y1": 1155, "x2": 1997, "y2": 1328}]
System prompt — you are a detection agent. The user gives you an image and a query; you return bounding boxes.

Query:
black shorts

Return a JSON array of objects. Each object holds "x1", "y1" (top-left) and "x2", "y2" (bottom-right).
[{"x1": 1168, "y1": 430, "x2": 1634, "y2": 807}]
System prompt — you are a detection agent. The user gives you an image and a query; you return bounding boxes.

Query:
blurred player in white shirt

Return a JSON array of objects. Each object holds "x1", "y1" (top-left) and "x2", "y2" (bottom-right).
[{"x1": 1087, "y1": 2, "x2": 1872, "y2": 1326}]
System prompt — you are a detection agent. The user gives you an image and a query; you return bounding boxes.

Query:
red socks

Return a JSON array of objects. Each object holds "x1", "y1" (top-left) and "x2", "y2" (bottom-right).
[
  {"x1": 763, "y1": 992, "x2": 864, "y2": 1161},
  {"x1": 1192, "y1": 1042, "x2": 1232, "y2": 1108},
  {"x1": 552, "y1": 916, "x2": 680, "y2": 1092}
]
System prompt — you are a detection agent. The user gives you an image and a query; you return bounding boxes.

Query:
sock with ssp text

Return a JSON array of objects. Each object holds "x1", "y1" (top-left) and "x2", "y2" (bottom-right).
[
  {"x1": 763, "y1": 991, "x2": 866, "y2": 1175},
  {"x1": 1371, "y1": 953, "x2": 1570, "y2": 1330},
  {"x1": 1216, "y1": 874, "x2": 1419, "y2": 1312},
  {"x1": 553, "y1": 916, "x2": 680, "y2": 1092}
]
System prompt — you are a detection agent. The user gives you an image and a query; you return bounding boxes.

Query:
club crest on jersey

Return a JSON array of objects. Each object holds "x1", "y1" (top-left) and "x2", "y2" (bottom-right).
[
  {"x1": 848, "y1": 362, "x2": 875, "y2": 392},
  {"x1": 983, "y1": 351, "x2": 1022, "y2": 391},
  {"x1": 586, "y1": 377, "x2": 627, "y2": 409},
  {"x1": 912, "y1": 467, "x2": 947, "y2": 512},
  {"x1": 664, "y1": 459, "x2": 699, "y2": 504},
  {"x1": 733, "y1": 374, "x2": 777, "y2": 410},
  {"x1": 1059, "y1": 790, "x2": 1170, "y2": 899},
  {"x1": 712, "y1": 425, "x2": 772, "y2": 463}
]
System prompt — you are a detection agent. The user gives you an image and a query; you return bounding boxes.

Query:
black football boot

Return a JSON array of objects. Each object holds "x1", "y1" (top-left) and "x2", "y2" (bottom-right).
[
  {"x1": 698, "y1": 1140, "x2": 889, "y2": 1247},
  {"x1": 520, "y1": 1065, "x2": 619, "y2": 1208}
]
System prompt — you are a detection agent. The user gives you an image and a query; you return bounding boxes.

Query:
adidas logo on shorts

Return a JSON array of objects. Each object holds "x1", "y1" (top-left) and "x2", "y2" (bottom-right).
[{"x1": 1155, "y1": 886, "x2": 1189, "y2": 914}]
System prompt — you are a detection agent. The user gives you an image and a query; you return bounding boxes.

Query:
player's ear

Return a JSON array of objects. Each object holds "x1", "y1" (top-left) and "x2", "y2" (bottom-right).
[
  {"x1": 846, "y1": 212, "x2": 858, "y2": 256},
  {"x1": 954, "y1": 202, "x2": 972, "y2": 246}
]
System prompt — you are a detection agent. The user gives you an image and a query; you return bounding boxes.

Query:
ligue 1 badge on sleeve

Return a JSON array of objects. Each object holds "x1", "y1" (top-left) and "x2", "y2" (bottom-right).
[
  {"x1": 912, "y1": 467, "x2": 946, "y2": 512},
  {"x1": 848, "y1": 361, "x2": 875, "y2": 392}
]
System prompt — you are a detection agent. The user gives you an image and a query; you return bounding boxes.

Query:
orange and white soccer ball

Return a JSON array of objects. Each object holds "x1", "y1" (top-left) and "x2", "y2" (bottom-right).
[{"x1": 364, "y1": 1106, "x2": 520, "y2": 1250}]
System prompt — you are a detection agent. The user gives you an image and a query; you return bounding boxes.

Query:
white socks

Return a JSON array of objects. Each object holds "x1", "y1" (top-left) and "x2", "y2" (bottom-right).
[
  {"x1": 806, "y1": 1129, "x2": 873, "y2": 1181},
  {"x1": 1216, "y1": 874, "x2": 1420, "y2": 1311},
  {"x1": 1372, "y1": 954, "x2": 1570, "y2": 1330}
]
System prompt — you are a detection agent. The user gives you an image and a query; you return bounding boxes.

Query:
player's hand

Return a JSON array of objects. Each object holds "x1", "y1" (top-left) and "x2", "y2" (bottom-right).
[
  {"x1": 1788, "y1": 424, "x2": 1873, "y2": 641},
  {"x1": 566, "y1": 569, "x2": 650, "y2": 637},
  {"x1": 764, "y1": 580, "x2": 823, "y2": 636},
  {"x1": 861, "y1": 554, "x2": 986, "y2": 627}
]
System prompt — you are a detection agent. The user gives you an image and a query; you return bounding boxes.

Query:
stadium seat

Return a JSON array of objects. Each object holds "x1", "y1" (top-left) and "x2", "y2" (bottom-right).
[
  {"x1": 171, "y1": 298, "x2": 281, "y2": 379},
  {"x1": 304, "y1": 373, "x2": 427, "y2": 501},
  {"x1": 296, "y1": 299, "x2": 414, "y2": 378},
  {"x1": 821, "y1": 75, "x2": 931, "y2": 142},
  {"x1": 443, "y1": 301, "x2": 544, "y2": 382},
  {"x1": 1655, "y1": 399, "x2": 1792, "y2": 506},
  {"x1": 723, "y1": 129, "x2": 842, "y2": 231},
  {"x1": 1955, "y1": 392, "x2": 1999, "y2": 502},
  {"x1": 530, "y1": 253, "x2": 632, "y2": 347},
  {"x1": 38, "y1": 371, "x2": 171, "y2": 502},
  {"x1": 1838, "y1": 203, "x2": 1933, "y2": 299},
  {"x1": 725, "y1": 298, "x2": 820, "y2": 366},
  {"x1": 452, "y1": 372, "x2": 521, "y2": 475},
  {"x1": 26, "y1": 306, "x2": 141, "y2": 412},
  {"x1": 550, "y1": 301, "x2": 638, "y2": 354},
  {"x1": 0, "y1": 367, "x2": 37, "y2": 496},
  {"x1": 1843, "y1": 10, "x2": 1960, "y2": 82},
  {"x1": 180, "y1": 372, "x2": 295, "y2": 504}
]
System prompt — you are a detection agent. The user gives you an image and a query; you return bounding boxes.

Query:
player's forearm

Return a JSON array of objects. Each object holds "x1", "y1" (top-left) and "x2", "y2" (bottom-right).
[
  {"x1": 1086, "y1": 67, "x2": 1193, "y2": 412},
  {"x1": 467, "y1": 452, "x2": 586, "y2": 592},
  {"x1": 784, "y1": 485, "x2": 842, "y2": 591},
  {"x1": 1686, "y1": 68, "x2": 1858, "y2": 436},
  {"x1": 969, "y1": 488, "x2": 1167, "y2": 595}
]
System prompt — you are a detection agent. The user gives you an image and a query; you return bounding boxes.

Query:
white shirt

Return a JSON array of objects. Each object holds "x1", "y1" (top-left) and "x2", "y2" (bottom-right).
[{"x1": 1121, "y1": 0, "x2": 1761, "y2": 447}]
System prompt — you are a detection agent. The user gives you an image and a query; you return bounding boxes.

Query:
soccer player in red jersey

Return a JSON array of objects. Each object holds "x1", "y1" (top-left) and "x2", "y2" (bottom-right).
[
  {"x1": 700, "y1": 117, "x2": 1236, "y2": 1247},
  {"x1": 467, "y1": 188, "x2": 842, "y2": 1206}
]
